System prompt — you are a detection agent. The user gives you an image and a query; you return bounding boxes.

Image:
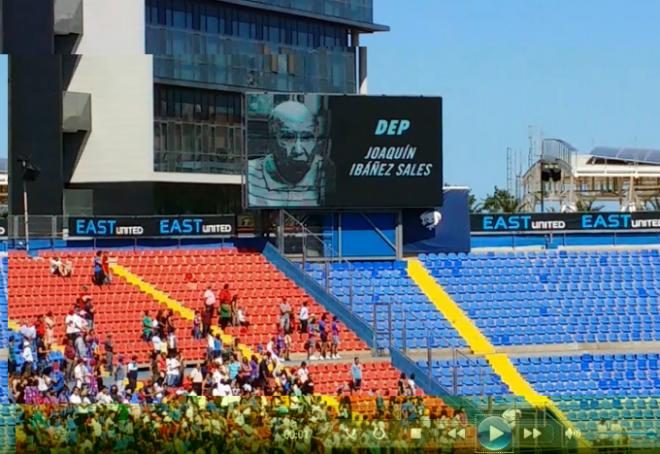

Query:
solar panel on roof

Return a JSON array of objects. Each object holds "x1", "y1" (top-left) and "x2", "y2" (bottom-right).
[{"x1": 590, "y1": 146, "x2": 660, "y2": 164}]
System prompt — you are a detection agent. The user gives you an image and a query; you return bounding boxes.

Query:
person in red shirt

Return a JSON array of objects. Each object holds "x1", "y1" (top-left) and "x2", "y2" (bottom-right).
[
  {"x1": 101, "y1": 251, "x2": 112, "y2": 284},
  {"x1": 77, "y1": 286, "x2": 92, "y2": 311},
  {"x1": 219, "y1": 283, "x2": 231, "y2": 306},
  {"x1": 35, "y1": 316, "x2": 45, "y2": 340}
]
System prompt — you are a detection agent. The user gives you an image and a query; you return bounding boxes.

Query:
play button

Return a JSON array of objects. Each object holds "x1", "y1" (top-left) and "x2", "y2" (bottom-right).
[
  {"x1": 490, "y1": 425, "x2": 504, "y2": 441},
  {"x1": 477, "y1": 416, "x2": 512, "y2": 451}
]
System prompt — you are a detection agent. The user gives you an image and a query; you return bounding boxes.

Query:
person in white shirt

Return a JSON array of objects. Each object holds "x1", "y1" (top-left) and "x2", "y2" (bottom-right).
[
  {"x1": 37, "y1": 374, "x2": 51, "y2": 393},
  {"x1": 238, "y1": 308, "x2": 249, "y2": 327},
  {"x1": 69, "y1": 388, "x2": 82, "y2": 404},
  {"x1": 50, "y1": 257, "x2": 63, "y2": 275},
  {"x1": 167, "y1": 331, "x2": 177, "y2": 353},
  {"x1": 266, "y1": 337, "x2": 282, "y2": 365},
  {"x1": 213, "y1": 380, "x2": 232, "y2": 397},
  {"x1": 299, "y1": 301, "x2": 310, "y2": 334},
  {"x1": 65, "y1": 311, "x2": 79, "y2": 342},
  {"x1": 21, "y1": 342, "x2": 34, "y2": 369},
  {"x1": 204, "y1": 286, "x2": 216, "y2": 316},
  {"x1": 407, "y1": 374, "x2": 417, "y2": 397},
  {"x1": 73, "y1": 359, "x2": 86, "y2": 389},
  {"x1": 72, "y1": 311, "x2": 88, "y2": 333},
  {"x1": 152, "y1": 334, "x2": 162, "y2": 354},
  {"x1": 502, "y1": 407, "x2": 522, "y2": 429},
  {"x1": 50, "y1": 257, "x2": 73, "y2": 277},
  {"x1": 166, "y1": 356, "x2": 181, "y2": 387},
  {"x1": 190, "y1": 364, "x2": 204, "y2": 395},
  {"x1": 296, "y1": 362, "x2": 309, "y2": 384},
  {"x1": 96, "y1": 389, "x2": 113, "y2": 404}
]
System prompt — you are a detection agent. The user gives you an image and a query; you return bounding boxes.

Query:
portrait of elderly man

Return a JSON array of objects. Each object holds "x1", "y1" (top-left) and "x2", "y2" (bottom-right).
[{"x1": 248, "y1": 98, "x2": 334, "y2": 207}]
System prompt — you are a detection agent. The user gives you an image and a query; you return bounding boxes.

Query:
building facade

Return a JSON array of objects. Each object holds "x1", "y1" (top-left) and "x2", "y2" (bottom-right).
[{"x1": 3, "y1": 0, "x2": 386, "y2": 220}]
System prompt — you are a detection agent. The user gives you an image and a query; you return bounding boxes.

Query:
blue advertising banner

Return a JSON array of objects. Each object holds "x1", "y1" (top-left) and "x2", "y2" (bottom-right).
[
  {"x1": 67, "y1": 216, "x2": 236, "y2": 237},
  {"x1": 471, "y1": 211, "x2": 660, "y2": 233}
]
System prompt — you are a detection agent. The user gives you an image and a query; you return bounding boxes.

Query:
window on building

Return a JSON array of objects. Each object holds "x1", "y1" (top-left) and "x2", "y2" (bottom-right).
[
  {"x1": 146, "y1": 0, "x2": 348, "y2": 48},
  {"x1": 154, "y1": 84, "x2": 244, "y2": 174}
]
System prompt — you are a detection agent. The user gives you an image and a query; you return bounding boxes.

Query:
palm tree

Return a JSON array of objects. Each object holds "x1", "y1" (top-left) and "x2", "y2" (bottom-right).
[
  {"x1": 468, "y1": 192, "x2": 482, "y2": 213},
  {"x1": 481, "y1": 187, "x2": 523, "y2": 213}
]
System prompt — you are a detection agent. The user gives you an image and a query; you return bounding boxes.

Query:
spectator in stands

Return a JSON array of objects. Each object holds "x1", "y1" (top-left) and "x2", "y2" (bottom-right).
[
  {"x1": 203, "y1": 285, "x2": 217, "y2": 319},
  {"x1": 82, "y1": 297, "x2": 95, "y2": 330},
  {"x1": 127, "y1": 356, "x2": 139, "y2": 391},
  {"x1": 167, "y1": 328, "x2": 178, "y2": 355},
  {"x1": 152, "y1": 330, "x2": 163, "y2": 355},
  {"x1": 163, "y1": 309, "x2": 175, "y2": 338},
  {"x1": 166, "y1": 353, "x2": 181, "y2": 387},
  {"x1": 407, "y1": 373, "x2": 417, "y2": 397},
  {"x1": 237, "y1": 306, "x2": 249, "y2": 329},
  {"x1": 104, "y1": 334, "x2": 114, "y2": 374},
  {"x1": 92, "y1": 251, "x2": 105, "y2": 286},
  {"x1": 397, "y1": 373, "x2": 407, "y2": 396},
  {"x1": 190, "y1": 363, "x2": 204, "y2": 395},
  {"x1": 219, "y1": 297, "x2": 232, "y2": 329},
  {"x1": 283, "y1": 329, "x2": 292, "y2": 361},
  {"x1": 318, "y1": 313, "x2": 329, "y2": 359},
  {"x1": 306, "y1": 316, "x2": 319, "y2": 360},
  {"x1": 219, "y1": 283, "x2": 231, "y2": 307},
  {"x1": 331, "y1": 316, "x2": 341, "y2": 359},
  {"x1": 230, "y1": 294, "x2": 239, "y2": 326},
  {"x1": 279, "y1": 298, "x2": 292, "y2": 333},
  {"x1": 193, "y1": 310, "x2": 202, "y2": 339},
  {"x1": 21, "y1": 341, "x2": 35, "y2": 377},
  {"x1": 44, "y1": 311, "x2": 56, "y2": 347},
  {"x1": 299, "y1": 300, "x2": 310, "y2": 336},
  {"x1": 267, "y1": 336, "x2": 282, "y2": 365},
  {"x1": 50, "y1": 256, "x2": 73, "y2": 277},
  {"x1": 351, "y1": 357, "x2": 363, "y2": 393},
  {"x1": 101, "y1": 251, "x2": 111, "y2": 284},
  {"x1": 63, "y1": 338, "x2": 76, "y2": 383},
  {"x1": 142, "y1": 310, "x2": 152, "y2": 341}
]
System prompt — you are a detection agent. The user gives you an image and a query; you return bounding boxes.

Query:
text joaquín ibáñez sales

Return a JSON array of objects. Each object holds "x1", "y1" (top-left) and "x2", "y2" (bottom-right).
[{"x1": 348, "y1": 119, "x2": 433, "y2": 178}]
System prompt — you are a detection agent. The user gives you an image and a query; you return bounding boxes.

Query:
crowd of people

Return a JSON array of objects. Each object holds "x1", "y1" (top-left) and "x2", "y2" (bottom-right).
[
  {"x1": 10, "y1": 251, "x2": 424, "y2": 416},
  {"x1": 9, "y1": 273, "x2": 387, "y2": 406},
  {"x1": 15, "y1": 396, "x2": 470, "y2": 453}
]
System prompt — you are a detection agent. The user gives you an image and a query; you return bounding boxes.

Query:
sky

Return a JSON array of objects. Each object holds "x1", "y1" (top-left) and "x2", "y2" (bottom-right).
[
  {"x1": 363, "y1": 0, "x2": 660, "y2": 199},
  {"x1": 0, "y1": 55, "x2": 6, "y2": 161}
]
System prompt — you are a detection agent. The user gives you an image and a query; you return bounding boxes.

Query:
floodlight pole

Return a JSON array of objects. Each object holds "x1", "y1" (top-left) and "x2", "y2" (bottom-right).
[
  {"x1": 23, "y1": 181, "x2": 29, "y2": 253},
  {"x1": 20, "y1": 163, "x2": 31, "y2": 254}
]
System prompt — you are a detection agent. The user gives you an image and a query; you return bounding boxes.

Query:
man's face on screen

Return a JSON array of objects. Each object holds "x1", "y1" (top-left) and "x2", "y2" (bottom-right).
[{"x1": 270, "y1": 101, "x2": 319, "y2": 184}]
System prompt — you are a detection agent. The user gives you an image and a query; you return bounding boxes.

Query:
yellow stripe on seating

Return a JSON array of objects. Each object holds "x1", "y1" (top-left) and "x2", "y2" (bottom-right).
[
  {"x1": 485, "y1": 353, "x2": 549, "y2": 406},
  {"x1": 407, "y1": 259, "x2": 494, "y2": 355},
  {"x1": 110, "y1": 263, "x2": 239, "y2": 353},
  {"x1": 406, "y1": 258, "x2": 587, "y2": 447},
  {"x1": 111, "y1": 262, "x2": 340, "y2": 410}
]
